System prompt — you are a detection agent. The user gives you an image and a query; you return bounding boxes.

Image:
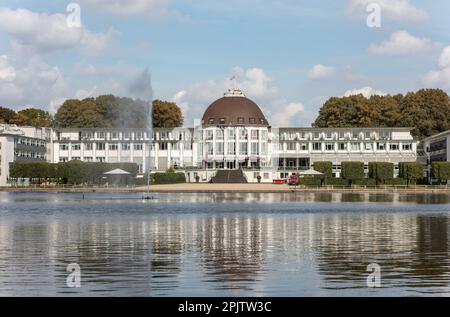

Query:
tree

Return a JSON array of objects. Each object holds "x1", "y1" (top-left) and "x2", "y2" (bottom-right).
[
  {"x1": 16, "y1": 108, "x2": 53, "y2": 127},
  {"x1": 341, "y1": 161, "x2": 365, "y2": 186},
  {"x1": 55, "y1": 98, "x2": 108, "y2": 128},
  {"x1": 313, "y1": 161, "x2": 333, "y2": 183},
  {"x1": 399, "y1": 162, "x2": 424, "y2": 185},
  {"x1": 0, "y1": 106, "x2": 18, "y2": 124},
  {"x1": 313, "y1": 89, "x2": 450, "y2": 138},
  {"x1": 431, "y1": 162, "x2": 450, "y2": 185},
  {"x1": 369, "y1": 162, "x2": 394, "y2": 185},
  {"x1": 152, "y1": 100, "x2": 184, "y2": 128}
]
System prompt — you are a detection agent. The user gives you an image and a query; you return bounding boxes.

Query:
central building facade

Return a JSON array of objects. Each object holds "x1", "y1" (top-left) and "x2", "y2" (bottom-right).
[{"x1": 0, "y1": 89, "x2": 418, "y2": 185}]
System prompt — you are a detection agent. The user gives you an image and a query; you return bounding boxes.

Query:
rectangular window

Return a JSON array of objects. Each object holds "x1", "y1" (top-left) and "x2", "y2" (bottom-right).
[
  {"x1": 134, "y1": 144, "x2": 143, "y2": 151},
  {"x1": 111, "y1": 132, "x2": 119, "y2": 140},
  {"x1": 300, "y1": 143, "x2": 307, "y2": 151},
  {"x1": 96, "y1": 143, "x2": 105, "y2": 151},
  {"x1": 216, "y1": 142, "x2": 224, "y2": 155},
  {"x1": 228, "y1": 129, "x2": 235, "y2": 139},
  {"x1": 312, "y1": 143, "x2": 321, "y2": 151},
  {"x1": 365, "y1": 143, "x2": 373, "y2": 151},
  {"x1": 239, "y1": 142, "x2": 247, "y2": 154},
  {"x1": 216, "y1": 130, "x2": 224, "y2": 140},
  {"x1": 390, "y1": 144, "x2": 399, "y2": 151},
  {"x1": 96, "y1": 132, "x2": 105, "y2": 139},
  {"x1": 122, "y1": 144, "x2": 130, "y2": 151},
  {"x1": 325, "y1": 143, "x2": 334, "y2": 151},
  {"x1": 123, "y1": 132, "x2": 130, "y2": 140},
  {"x1": 206, "y1": 130, "x2": 213, "y2": 140},
  {"x1": 219, "y1": 118, "x2": 225, "y2": 125},
  {"x1": 85, "y1": 143, "x2": 93, "y2": 151},
  {"x1": 72, "y1": 143, "x2": 80, "y2": 151},
  {"x1": 237, "y1": 117, "x2": 244, "y2": 124},
  {"x1": 239, "y1": 129, "x2": 247, "y2": 140},
  {"x1": 261, "y1": 143, "x2": 267, "y2": 155},
  {"x1": 228, "y1": 142, "x2": 236, "y2": 155},
  {"x1": 287, "y1": 143, "x2": 296, "y2": 151},
  {"x1": 109, "y1": 144, "x2": 118, "y2": 151},
  {"x1": 251, "y1": 130, "x2": 258, "y2": 140},
  {"x1": 339, "y1": 143, "x2": 347, "y2": 151},
  {"x1": 377, "y1": 143, "x2": 386, "y2": 151},
  {"x1": 249, "y1": 118, "x2": 256, "y2": 124},
  {"x1": 60, "y1": 144, "x2": 69, "y2": 151},
  {"x1": 251, "y1": 143, "x2": 259, "y2": 155},
  {"x1": 160, "y1": 142, "x2": 168, "y2": 150},
  {"x1": 403, "y1": 144, "x2": 412, "y2": 151},
  {"x1": 351, "y1": 143, "x2": 360, "y2": 151}
]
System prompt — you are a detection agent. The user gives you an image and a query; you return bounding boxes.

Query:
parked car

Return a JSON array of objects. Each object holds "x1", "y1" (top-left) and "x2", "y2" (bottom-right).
[{"x1": 288, "y1": 173, "x2": 301, "y2": 185}]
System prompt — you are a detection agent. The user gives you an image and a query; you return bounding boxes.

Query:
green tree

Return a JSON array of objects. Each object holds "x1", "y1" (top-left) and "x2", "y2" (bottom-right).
[
  {"x1": 14, "y1": 108, "x2": 53, "y2": 127},
  {"x1": 399, "y1": 162, "x2": 424, "y2": 185},
  {"x1": 341, "y1": 161, "x2": 365, "y2": 186},
  {"x1": 369, "y1": 162, "x2": 394, "y2": 185},
  {"x1": 313, "y1": 161, "x2": 333, "y2": 181},
  {"x1": 0, "y1": 106, "x2": 18, "y2": 124},
  {"x1": 431, "y1": 162, "x2": 450, "y2": 185},
  {"x1": 152, "y1": 100, "x2": 184, "y2": 128}
]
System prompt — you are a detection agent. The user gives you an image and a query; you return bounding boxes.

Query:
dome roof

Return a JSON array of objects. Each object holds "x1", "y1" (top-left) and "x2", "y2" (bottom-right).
[{"x1": 202, "y1": 90, "x2": 269, "y2": 127}]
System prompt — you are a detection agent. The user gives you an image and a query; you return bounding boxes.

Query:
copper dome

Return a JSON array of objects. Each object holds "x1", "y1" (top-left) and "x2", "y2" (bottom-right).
[{"x1": 202, "y1": 93, "x2": 269, "y2": 127}]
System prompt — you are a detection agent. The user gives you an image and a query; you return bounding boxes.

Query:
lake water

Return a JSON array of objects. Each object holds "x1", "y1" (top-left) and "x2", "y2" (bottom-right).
[{"x1": 1, "y1": 191, "x2": 450, "y2": 297}]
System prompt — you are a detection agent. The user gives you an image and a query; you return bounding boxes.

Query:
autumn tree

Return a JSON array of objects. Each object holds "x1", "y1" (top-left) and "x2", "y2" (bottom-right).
[{"x1": 152, "y1": 100, "x2": 184, "y2": 128}]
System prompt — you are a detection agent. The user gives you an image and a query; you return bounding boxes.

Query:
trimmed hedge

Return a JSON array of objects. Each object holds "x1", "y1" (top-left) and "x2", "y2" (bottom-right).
[
  {"x1": 431, "y1": 162, "x2": 450, "y2": 184},
  {"x1": 398, "y1": 162, "x2": 424, "y2": 185},
  {"x1": 368, "y1": 162, "x2": 394, "y2": 184},
  {"x1": 341, "y1": 161, "x2": 364, "y2": 185},
  {"x1": 152, "y1": 172, "x2": 186, "y2": 184},
  {"x1": 313, "y1": 161, "x2": 333, "y2": 179}
]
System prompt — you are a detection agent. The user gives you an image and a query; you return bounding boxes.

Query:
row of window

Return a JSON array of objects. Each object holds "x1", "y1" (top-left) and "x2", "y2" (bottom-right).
[
  {"x1": 14, "y1": 137, "x2": 46, "y2": 148},
  {"x1": 280, "y1": 131, "x2": 393, "y2": 141},
  {"x1": 74, "y1": 131, "x2": 191, "y2": 141},
  {"x1": 14, "y1": 151, "x2": 46, "y2": 159},
  {"x1": 204, "y1": 142, "x2": 267, "y2": 155},
  {"x1": 205, "y1": 129, "x2": 268, "y2": 141},
  {"x1": 205, "y1": 117, "x2": 266, "y2": 125},
  {"x1": 60, "y1": 142, "x2": 193, "y2": 152},
  {"x1": 282, "y1": 142, "x2": 413, "y2": 152}
]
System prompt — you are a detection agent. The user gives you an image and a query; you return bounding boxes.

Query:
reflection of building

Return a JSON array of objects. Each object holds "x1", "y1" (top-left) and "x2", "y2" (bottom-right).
[{"x1": 0, "y1": 89, "x2": 421, "y2": 185}]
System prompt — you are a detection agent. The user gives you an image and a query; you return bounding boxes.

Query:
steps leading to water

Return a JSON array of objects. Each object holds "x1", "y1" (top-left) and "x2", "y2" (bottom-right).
[{"x1": 211, "y1": 170, "x2": 248, "y2": 184}]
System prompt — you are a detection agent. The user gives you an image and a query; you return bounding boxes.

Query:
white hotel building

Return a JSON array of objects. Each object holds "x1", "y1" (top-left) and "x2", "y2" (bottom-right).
[{"x1": 1, "y1": 89, "x2": 420, "y2": 185}]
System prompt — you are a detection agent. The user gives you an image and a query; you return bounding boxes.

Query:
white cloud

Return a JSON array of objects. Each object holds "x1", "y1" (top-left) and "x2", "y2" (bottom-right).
[
  {"x1": 172, "y1": 67, "x2": 307, "y2": 127},
  {"x1": 0, "y1": 7, "x2": 117, "y2": 54},
  {"x1": 422, "y1": 46, "x2": 450, "y2": 90},
  {"x1": 348, "y1": 0, "x2": 428, "y2": 22},
  {"x1": 0, "y1": 54, "x2": 68, "y2": 111},
  {"x1": 308, "y1": 64, "x2": 334, "y2": 80},
  {"x1": 343, "y1": 86, "x2": 387, "y2": 98},
  {"x1": 79, "y1": 0, "x2": 170, "y2": 17},
  {"x1": 368, "y1": 30, "x2": 439, "y2": 55}
]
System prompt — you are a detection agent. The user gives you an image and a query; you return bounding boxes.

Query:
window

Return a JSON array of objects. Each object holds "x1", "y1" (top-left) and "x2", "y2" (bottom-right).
[
  {"x1": 353, "y1": 132, "x2": 359, "y2": 140},
  {"x1": 239, "y1": 142, "x2": 247, "y2": 154},
  {"x1": 365, "y1": 131, "x2": 371, "y2": 139},
  {"x1": 219, "y1": 118, "x2": 225, "y2": 125},
  {"x1": 160, "y1": 142, "x2": 168, "y2": 150},
  {"x1": 135, "y1": 131, "x2": 144, "y2": 140},
  {"x1": 300, "y1": 143, "x2": 308, "y2": 151},
  {"x1": 216, "y1": 130, "x2": 224, "y2": 140},
  {"x1": 84, "y1": 157, "x2": 93, "y2": 162},
  {"x1": 338, "y1": 132, "x2": 345, "y2": 139},
  {"x1": 325, "y1": 143, "x2": 334, "y2": 151},
  {"x1": 72, "y1": 143, "x2": 80, "y2": 151},
  {"x1": 216, "y1": 142, "x2": 224, "y2": 155},
  {"x1": 228, "y1": 129, "x2": 235, "y2": 139},
  {"x1": 249, "y1": 118, "x2": 256, "y2": 124},
  {"x1": 206, "y1": 143, "x2": 213, "y2": 155},
  {"x1": 261, "y1": 130, "x2": 268, "y2": 141},
  {"x1": 122, "y1": 144, "x2": 130, "y2": 151},
  {"x1": 111, "y1": 132, "x2": 119, "y2": 139},
  {"x1": 313, "y1": 132, "x2": 320, "y2": 140},
  {"x1": 85, "y1": 143, "x2": 93, "y2": 151},
  {"x1": 403, "y1": 144, "x2": 412, "y2": 151},
  {"x1": 96, "y1": 132, "x2": 105, "y2": 139},
  {"x1": 96, "y1": 143, "x2": 105, "y2": 151},
  {"x1": 251, "y1": 130, "x2": 258, "y2": 140},
  {"x1": 208, "y1": 118, "x2": 214, "y2": 124},
  {"x1": 326, "y1": 132, "x2": 332, "y2": 139},
  {"x1": 228, "y1": 142, "x2": 236, "y2": 155},
  {"x1": 206, "y1": 130, "x2": 213, "y2": 140},
  {"x1": 109, "y1": 144, "x2": 118, "y2": 151},
  {"x1": 390, "y1": 144, "x2": 399, "y2": 151},
  {"x1": 239, "y1": 129, "x2": 247, "y2": 140},
  {"x1": 287, "y1": 143, "x2": 296, "y2": 151},
  {"x1": 251, "y1": 143, "x2": 259, "y2": 155},
  {"x1": 60, "y1": 144, "x2": 69, "y2": 151},
  {"x1": 351, "y1": 143, "x2": 360, "y2": 151},
  {"x1": 377, "y1": 143, "x2": 386, "y2": 151},
  {"x1": 312, "y1": 143, "x2": 321, "y2": 151},
  {"x1": 237, "y1": 117, "x2": 244, "y2": 124},
  {"x1": 339, "y1": 143, "x2": 347, "y2": 151},
  {"x1": 123, "y1": 132, "x2": 131, "y2": 140},
  {"x1": 261, "y1": 143, "x2": 267, "y2": 155},
  {"x1": 365, "y1": 143, "x2": 373, "y2": 151},
  {"x1": 134, "y1": 144, "x2": 143, "y2": 151}
]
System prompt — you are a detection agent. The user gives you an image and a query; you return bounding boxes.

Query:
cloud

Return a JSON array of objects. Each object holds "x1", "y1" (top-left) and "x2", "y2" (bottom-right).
[
  {"x1": 348, "y1": 0, "x2": 428, "y2": 22},
  {"x1": 368, "y1": 30, "x2": 440, "y2": 55},
  {"x1": 343, "y1": 86, "x2": 387, "y2": 98},
  {"x1": 0, "y1": 7, "x2": 117, "y2": 54},
  {"x1": 79, "y1": 0, "x2": 170, "y2": 17},
  {"x1": 172, "y1": 67, "x2": 307, "y2": 127},
  {"x1": 308, "y1": 64, "x2": 334, "y2": 80},
  {"x1": 422, "y1": 46, "x2": 450, "y2": 90},
  {"x1": 0, "y1": 54, "x2": 68, "y2": 111}
]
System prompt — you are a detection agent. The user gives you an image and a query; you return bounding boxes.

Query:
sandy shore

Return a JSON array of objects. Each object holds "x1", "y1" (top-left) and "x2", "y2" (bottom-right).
[{"x1": 2, "y1": 183, "x2": 450, "y2": 194}]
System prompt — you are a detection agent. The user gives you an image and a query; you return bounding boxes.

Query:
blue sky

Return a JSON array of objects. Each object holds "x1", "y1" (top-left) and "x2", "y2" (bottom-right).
[{"x1": 0, "y1": 0, "x2": 449, "y2": 127}]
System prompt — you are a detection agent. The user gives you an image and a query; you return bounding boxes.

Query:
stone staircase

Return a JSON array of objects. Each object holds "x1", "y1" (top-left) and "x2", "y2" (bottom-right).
[{"x1": 211, "y1": 170, "x2": 248, "y2": 184}]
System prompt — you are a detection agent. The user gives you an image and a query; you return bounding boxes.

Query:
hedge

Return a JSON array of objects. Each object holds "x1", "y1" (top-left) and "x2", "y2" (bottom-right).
[
  {"x1": 313, "y1": 161, "x2": 333, "y2": 179},
  {"x1": 341, "y1": 161, "x2": 364, "y2": 185},
  {"x1": 368, "y1": 162, "x2": 394, "y2": 185},
  {"x1": 9, "y1": 161, "x2": 138, "y2": 185},
  {"x1": 398, "y1": 162, "x2": 424, "y2": 185},
  {"x1": 431, "y1": 162, "x2": 450, "y2": 184},
  {"x1": 152, "y1": 172, "x2": 186, "y2": 184}
]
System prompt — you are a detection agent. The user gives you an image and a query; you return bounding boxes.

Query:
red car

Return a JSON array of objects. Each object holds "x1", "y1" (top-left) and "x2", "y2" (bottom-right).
[{"x1": 288, "y1": 174, "x2": 301, "y2": 185}]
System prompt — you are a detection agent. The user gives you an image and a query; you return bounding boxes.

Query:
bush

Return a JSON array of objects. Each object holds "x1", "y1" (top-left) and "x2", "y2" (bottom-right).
[
  {"x1": 327, "y1": 178, "x2": 349, "y2": 186},
  {"x1": 431, "y1": 162, "x2": 450, "y2": 184},
  {"x1": 341, "y1": 161, "x2": 364, "y2": 185},
  {"x1": 385, "y1": 178, "x2": 408, "y2": 186},
  {"x1": 313, "y1": 161, "x2": 332, "y2": 179},
  {"x1": 301, "y1": 177, "x2": 322, "y2": 186},
  {"x1": 152, "y1": 172, "x2": 186, "y2": 184},
  {"x1": 368, "y1": 162, "x2": 394, "y2": 184},
  {"x1": 354, "y1": 178, "x2": 377, "y2": 186},
  {"x1": 399, "y1": 162, "x2": 424, "y2": 185}
]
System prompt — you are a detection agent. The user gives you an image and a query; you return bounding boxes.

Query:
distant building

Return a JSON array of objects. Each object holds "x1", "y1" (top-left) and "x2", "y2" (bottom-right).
[
  {"x1": 421, "y1": 130, "x2": 450, "y2": 181},
  {"x1": 0, "y1": 124, "x2": 52, "y2": 186},
  {"x1": 0, "y1": 89, "x2": 421, "y2": 186}
]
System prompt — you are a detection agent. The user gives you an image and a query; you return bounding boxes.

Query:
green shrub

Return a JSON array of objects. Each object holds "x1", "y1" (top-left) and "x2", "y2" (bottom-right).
[
  {"x1": 385, "y1": 178, "x2": 408, "y2": 186},
  {"x1": 341, "y1": 161, "x2": 364, "y2": 185},
  {"x1": 313, "y1": 161, "x2": 332, "y2": 179},
  {"x1": 152, "y1": 172, "x2": 186, "y2": 184},
  {"x1": 354, "y1": 178, "x2": 377, "y2": 186},
  {"x1": 327, "y1": 178, "x2": 349, "y2": 186},
  {"x1": 398, "y1": 162, "x2": 424, "y2": 185},
  {"x1": 431, "y1": 162, "x2": 450, "y2": 184},
  {"x1": 301, "y1": 177, "x2": 322, "y2": 186},
  {"x1": 368, "y1": 162, "x2": 394, "y2": 184}
]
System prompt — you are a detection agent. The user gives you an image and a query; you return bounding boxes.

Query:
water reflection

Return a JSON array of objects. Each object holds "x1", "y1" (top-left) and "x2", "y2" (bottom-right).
[{"x1": 0, "y1": 192, "x2": 450, "y2": 296}]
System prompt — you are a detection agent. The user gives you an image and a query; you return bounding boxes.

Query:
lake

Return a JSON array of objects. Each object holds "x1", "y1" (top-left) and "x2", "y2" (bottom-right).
[{"x1": 0, "y1": 191, "x2": 450, "y2": 297}]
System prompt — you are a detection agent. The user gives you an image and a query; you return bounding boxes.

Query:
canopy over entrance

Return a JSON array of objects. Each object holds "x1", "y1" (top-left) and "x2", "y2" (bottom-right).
[
  {"x1": 299, "y1": 169, "x2": 324, "y2": 177},
  {"x1": 104, "y1": 169, "x2": 131, "y2": 176}
]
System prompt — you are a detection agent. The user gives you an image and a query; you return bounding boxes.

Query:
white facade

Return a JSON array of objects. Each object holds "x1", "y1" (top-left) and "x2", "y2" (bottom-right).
[{"x1": 0, "y1": 124, "x2": 51, "y2": 186}]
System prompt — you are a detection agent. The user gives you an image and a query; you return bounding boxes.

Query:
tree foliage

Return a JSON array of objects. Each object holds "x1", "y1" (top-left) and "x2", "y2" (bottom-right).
[
  {"x1": 398, "y1": 162, "x2": 424, "y2": 185},
  {"x1": 313, "y1": 89, "x2": 450, "y2": 138},
  {"x1": 368, "y1": 162, "x2": 394, "y2": 185},
  {"x1": 0, "y1": 106, "x2": 53, "y2": 127},
  {"x1": 341, "y1": 161, "x2": 365, "y2": 185},
  {"x1": 54, "y1": 95, "x2": 183, "y2": 129},
  {"x1": 431, "y1": 162, "x2": 450, "y2": 184},
  {"x1": 313, "y1": 161, "x2": 333, "y2": 179}
]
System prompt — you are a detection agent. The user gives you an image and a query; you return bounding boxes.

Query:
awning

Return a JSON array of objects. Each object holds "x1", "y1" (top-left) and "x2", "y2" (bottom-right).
[
  {"x1": 104, "y1": 169, "x2": 131, "y2": 175},
  {"x1": 299, "y1": 169, "x2": 324, "y2": 176}
]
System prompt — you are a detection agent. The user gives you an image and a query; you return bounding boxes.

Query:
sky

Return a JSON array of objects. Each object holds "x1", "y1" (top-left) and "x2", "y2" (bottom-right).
[{"x1": 0, "y1": 0, "x2": 449, "y2": 127}]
